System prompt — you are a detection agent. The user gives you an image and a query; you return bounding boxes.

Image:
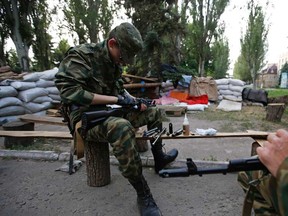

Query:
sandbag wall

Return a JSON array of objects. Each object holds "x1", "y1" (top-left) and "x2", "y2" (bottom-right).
[
  {"x1": 0, "y1": 68, "x2": 60, "y2": 123},
  {"x1": 215, "y1": 78, "x2": 245, "y2": 102}
]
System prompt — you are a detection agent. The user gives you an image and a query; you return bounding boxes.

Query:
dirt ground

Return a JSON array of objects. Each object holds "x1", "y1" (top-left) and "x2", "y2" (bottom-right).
[{"x1": 0, "y1": 104, "x2": 287, "y2": 216}]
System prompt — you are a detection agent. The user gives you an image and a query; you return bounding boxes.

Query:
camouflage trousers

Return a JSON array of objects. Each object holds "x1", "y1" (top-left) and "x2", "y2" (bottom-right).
[
  {"x1": 85, "y1": 107, "x2": 165, "y2": 183},
  {"x1": 238, "y1": 171, "x2": 280, "y2": 216}
]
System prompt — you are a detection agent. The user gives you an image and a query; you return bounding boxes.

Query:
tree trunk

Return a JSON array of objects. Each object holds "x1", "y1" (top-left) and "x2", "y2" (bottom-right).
[
  {"x1": 84, "y1": 141, "x2": 111, "y2": 187},
  {"x1": 266, "y1": 103, "x2": 285, "y2": 122},
  {"x1": 10, "y1": 0, "x2": 30, "y2": 72}
]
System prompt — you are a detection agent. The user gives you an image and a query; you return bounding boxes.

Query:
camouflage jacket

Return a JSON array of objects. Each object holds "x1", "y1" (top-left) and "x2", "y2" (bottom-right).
[
  {"x1": 276, "y1": 157, "x2": 288, "y2": 215},
  {"x1": 55, "y1": 41, "x2": 124, "y2": 131}
]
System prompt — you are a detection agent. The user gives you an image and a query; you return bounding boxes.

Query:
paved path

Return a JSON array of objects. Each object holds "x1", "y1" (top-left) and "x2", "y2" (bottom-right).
[{"x1": 0, "y1": 115, "x2": 254, "y2": 215}]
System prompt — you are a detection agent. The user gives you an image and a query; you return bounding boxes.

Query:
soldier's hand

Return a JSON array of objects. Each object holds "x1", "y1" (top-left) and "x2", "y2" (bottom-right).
[
  {"x1": 117, "y1": 95, "x2": 137, "y2": 106},
  {"x1": 257, "y1": 129, "x2": 288, "y2": 177}
]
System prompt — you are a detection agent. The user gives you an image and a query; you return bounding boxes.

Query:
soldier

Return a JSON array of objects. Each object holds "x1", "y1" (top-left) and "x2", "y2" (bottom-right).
[
  {"x1": 55, "y1": 22, "x2": 178, "y2": 216},
  {"x1": 238, "y1": 129, "x2": 288, "y2": 215}
]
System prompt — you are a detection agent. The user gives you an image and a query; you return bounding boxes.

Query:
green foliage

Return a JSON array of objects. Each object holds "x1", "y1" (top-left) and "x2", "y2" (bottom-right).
[
  {"x1": 6, "y1": 49, "x2": 21, "y2": 73},
  {"x1": 31, "y1": 0, "x2": 53, "y2": 71},
  {"x1": 121, "y1": 0, "x2": 185, "y2": 78},
  {"x1": 0, "y1": 1, "x2": 10, "y2": 66},
  {"x1": 240, "y1": 1, "x2": 268, "y2": 89},
  {"x1": 188, "y1": 0, "x2": 230, "y2": 77},
  {"x1": 280, "y1": 62, "x2": 288, "y2": 73},
  {"x1": 210, "y1": 37, "x2": 230, "y2": 78},
  {"x1": 1, "y1": 0, "x2": 35, "y2": 71},
  {"x1": 63, "y1": 0, "x2": 113, "y2": 43},
  {"x1": 267, "y1": 89, "x2": 288, "y2": 98},
  {"x1": 181, "y1": 23, "x2": 198, "y2": 70},
  {"x1": 233, "y1": 54, "x2": 252, "y2": 82},
  {"x1": 51, "y1": 39, "x2": 71, "y2": 67}
]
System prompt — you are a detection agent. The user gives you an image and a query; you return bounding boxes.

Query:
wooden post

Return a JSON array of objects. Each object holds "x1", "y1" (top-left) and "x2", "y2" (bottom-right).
[
  {"x1": 136, "y1": 140, "x2": 149, "y2": 152},
  {"x1": 135, "y1": 127, "x2": 148, "y2": 152},
  {"x1": 266, "y1": 103, "x2": 286, "y2": 122},
  {"x1": 84, "y1": 141, "x2": 111, "y2": 187},
  {"x1": 3, "y1": 121, "x2": 35, "y2": 148}
]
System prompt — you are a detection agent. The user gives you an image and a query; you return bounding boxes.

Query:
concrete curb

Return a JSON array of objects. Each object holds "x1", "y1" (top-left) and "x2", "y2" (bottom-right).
[{"x1": 0, "y1": 149, "x2": 227, "y2": 167}]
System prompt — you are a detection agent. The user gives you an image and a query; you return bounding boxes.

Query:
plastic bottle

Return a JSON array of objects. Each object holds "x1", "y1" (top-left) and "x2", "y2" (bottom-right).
[{"x1": 182, "y1": 113, "x2": 190, "y2": 136}]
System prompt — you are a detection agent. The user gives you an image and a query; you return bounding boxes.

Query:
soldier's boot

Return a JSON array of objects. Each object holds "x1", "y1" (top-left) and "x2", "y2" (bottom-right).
[
  {"x1": 151, "y1": 142, "x2": 178, "y2": 173},
  {"x1": 130, "y1": 175, "x2": 162, "y2": 216}
]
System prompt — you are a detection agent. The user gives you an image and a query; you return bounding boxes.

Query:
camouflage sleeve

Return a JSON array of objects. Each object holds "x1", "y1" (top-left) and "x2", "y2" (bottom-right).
[
  {"x1": 276, "y1": 157, "x2": 288, "y2": 215},
  {"x1": 55, "y1": 53, "x2": 94, "y2": 106}
]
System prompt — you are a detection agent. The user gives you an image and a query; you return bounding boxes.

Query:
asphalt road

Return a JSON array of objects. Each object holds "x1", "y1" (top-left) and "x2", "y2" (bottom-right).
[{"x1": 0, "y1": 114, "x2": 255, "y2": 216}]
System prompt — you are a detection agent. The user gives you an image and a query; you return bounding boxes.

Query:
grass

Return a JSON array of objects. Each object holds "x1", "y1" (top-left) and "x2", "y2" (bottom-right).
[
  {"x1": 193, "y1": 104, "x2": 288, "y2": 132},
  {"x1": 267, "y1": 88, "x2": 288, "y2": 98}
]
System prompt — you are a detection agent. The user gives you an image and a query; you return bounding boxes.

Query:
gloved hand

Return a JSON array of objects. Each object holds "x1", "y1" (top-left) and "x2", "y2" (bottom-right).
[{"x1": 117, "y1": 95, "x2": 137, "y2": 106}]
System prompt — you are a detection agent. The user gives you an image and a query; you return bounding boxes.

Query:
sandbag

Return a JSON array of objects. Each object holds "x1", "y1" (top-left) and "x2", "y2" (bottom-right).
[
  {"x1": 242, "y1": 88, "x2": 268, "y2": 106},
  {"x1": 0, "y1": 86, "x2": 18, "y2": 98}
]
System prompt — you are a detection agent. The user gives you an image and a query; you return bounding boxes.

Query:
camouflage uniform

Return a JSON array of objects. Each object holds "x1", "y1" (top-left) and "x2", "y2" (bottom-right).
[
  {"x1": 238, "y1": 157, "x2": 288, "y2": 215},
  {"x1": 55, "y1": 40, "x2": 164, "y2": 183}
]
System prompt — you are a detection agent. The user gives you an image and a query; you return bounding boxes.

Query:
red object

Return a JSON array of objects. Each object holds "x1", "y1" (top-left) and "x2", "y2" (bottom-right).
[{"x1": 181, "y1": 95, "x2": 209, "y2": 105}]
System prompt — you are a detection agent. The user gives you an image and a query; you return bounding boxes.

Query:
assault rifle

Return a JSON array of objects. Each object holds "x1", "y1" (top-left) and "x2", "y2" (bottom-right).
[
  {"x1": 81, "y1": 98, "x2": 155, "y2": 137},
  {"x1": 68, "y1": 98, "x2": 154, "y2": 174},
  {"x1": 159, "y1": 156, "x2": 268, "y2": 178}
]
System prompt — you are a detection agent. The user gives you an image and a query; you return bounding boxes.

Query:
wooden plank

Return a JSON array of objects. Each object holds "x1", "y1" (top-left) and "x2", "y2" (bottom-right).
[
  {"x1": 46, "y1": 109, "x2": 62, "y2": 117},
  {"x1": 122, "y1": 74, "x2": 158, "y2": 82},
  {"x1": 19, "y1": 114, "x2": 66, "y2": 126},
  {"x1": 136, "y1": 131, "x2": 270, "y2": 140},
  {"x1": 123, "y1": 82, "x2": 161, "y2": 89},
  {"x1": 250, "y1": 139, "x2": 266, "y2": 156},
  {"x1": 157, "y1": 105, "x2": 187, "y2": 116},
  {"x1": 0, "y1": 131, "x2": 72, "y2": 139},
  {"x1": 0, "y1": 130, "x2": 271, "y2": 141}
]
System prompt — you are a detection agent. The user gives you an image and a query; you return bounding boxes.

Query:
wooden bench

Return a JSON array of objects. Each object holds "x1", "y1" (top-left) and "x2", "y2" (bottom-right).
[
  {"x1": 2, "y1": 114, "x2": 147, "y2": 187},
  {"x1": 0, "y1": 114, "x2": 269, "y2": 187}
]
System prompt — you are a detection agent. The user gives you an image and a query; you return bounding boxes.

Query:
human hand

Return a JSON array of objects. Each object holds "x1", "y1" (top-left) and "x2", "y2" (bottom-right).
[
  {"x1": 257, "y1": 129, "x2": 288, "y2": 177},
  {"x1": 117, "y1": 95, "x2": 137, "y2": 106}
]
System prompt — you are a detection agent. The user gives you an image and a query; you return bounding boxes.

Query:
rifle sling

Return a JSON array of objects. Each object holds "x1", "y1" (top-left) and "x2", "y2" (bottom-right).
[{"x1": 242, "y1": 185, "x2": 256, "y2": 216}]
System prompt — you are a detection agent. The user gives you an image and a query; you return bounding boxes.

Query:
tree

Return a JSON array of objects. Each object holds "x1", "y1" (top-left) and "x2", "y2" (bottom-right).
[
  {"x1": 119, "y1": 0, "x2": 185, "y2": 78},
  {"x1": 240, "y1": 0, "x2": 268, "y2": 89},
  {"x1": 63, "y1": 0, "x2": 114, "y2": 44},
  {"x1": 30, "y1": 0, "x2": 53, "y2": 71},
  {"x1": 1, "y1": 0, "x2": 34, "y2": 71},
  {"x1": 188, "y1": 0, "x2": 229, "y2": 77},
  {"x1": 51, "y1": 39, "x2": 71, "y2": 67},
  {"x1": 0, "y1": 1, "x2": 10, "y2": 66},
  {"x1": 280, "y1": 62, "x2": 288, "y2": 73},
  {"x1": 233, "y1": 53, "x2": 251, "y2": 82},
  {"x1": 6, "y1": 48, "x2": 21, "y2": 72},
  {"x1": 210, "y1": 34, "x2": 230, "y2": 78}
]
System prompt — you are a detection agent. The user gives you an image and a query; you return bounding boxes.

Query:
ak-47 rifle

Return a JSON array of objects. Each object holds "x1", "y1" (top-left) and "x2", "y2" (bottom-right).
[
  {"x1": 67, "y1": 98, "x2": 155, "y2": 175},
  {"x1": 159, "y1": 155, "x2": 268, "y2": 178},
  {"x1": 81, "y1": 98, "x2": 155, "y2": 137}
]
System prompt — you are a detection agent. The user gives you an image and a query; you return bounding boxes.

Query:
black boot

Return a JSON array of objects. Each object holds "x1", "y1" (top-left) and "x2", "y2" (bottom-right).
[
  {"x1": 130, "y1": 176, "x2": 162, "y2": 216},
  {"x1": 151, "y1": 143, "x2": 178, "y2": 173}
]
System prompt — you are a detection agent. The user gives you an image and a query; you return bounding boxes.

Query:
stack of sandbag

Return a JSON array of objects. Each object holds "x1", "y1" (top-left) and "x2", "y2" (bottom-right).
[
  {"x1": 215, "y1": 78, "x2": 245, "y2": 112},
  {"x1": 0, "y1": 68, "x2": 60, "y2": 124},
  {"x1": 22, "y1": 68, "x2": 60, "y2": 104},
  {"x1": 0, "y1": 85, "x2": 25, "y2": 123},
  {"x1": 215, "y1": 78, "x2": 245, "y2": 102}
]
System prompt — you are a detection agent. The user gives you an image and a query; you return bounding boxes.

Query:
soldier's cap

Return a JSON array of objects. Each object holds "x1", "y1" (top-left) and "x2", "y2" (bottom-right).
[{"x1": 110, "y1": 22, "x2": 143, "y2": 65}]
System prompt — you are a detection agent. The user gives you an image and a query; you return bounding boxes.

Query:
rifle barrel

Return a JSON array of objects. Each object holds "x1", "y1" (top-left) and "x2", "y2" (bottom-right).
[{"x1": 159, "y1": 156, "x2": 268, "y2": 178}]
